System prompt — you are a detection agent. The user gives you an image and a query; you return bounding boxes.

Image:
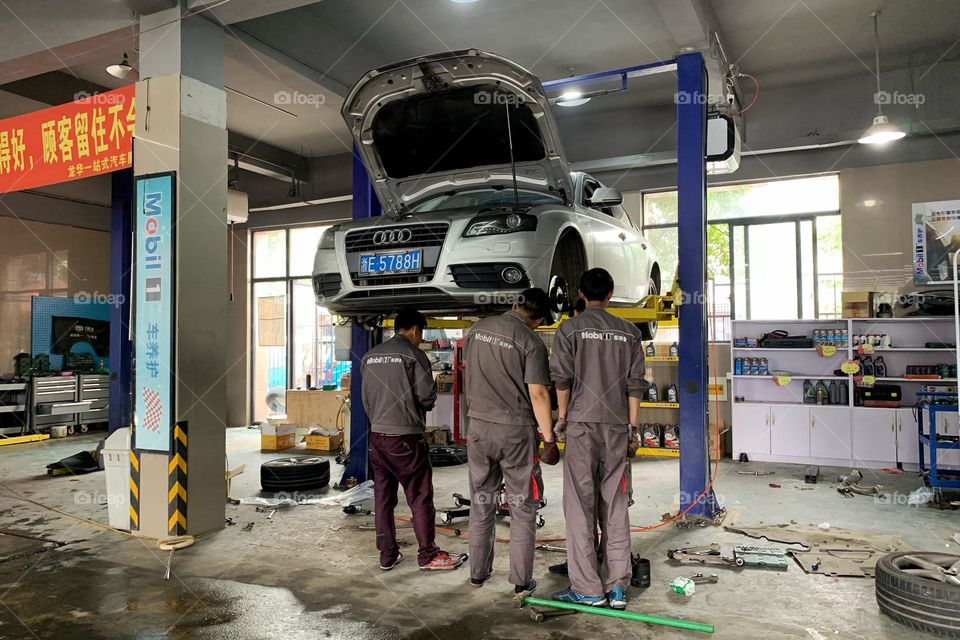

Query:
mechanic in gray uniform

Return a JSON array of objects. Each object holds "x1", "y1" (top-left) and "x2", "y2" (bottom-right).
[
  {"x1": 463, "y1": 288, "x2": 560, "y2": 594},
  {"x1": 362, "y1": 309, "x2": 465, "y2": 572},
  {"x1": 549, "y1": 268, "x2": 645, "y2": 609}
]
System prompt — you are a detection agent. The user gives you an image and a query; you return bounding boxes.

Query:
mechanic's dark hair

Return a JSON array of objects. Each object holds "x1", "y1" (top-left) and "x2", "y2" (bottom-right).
[
  {"x1": 516, "y1": 287, "x2": 551, "y2": 321},
  {"x1": 394, "y1": 309, "x2": 427, "y2": 332},
  {"x1": 579, "y1": 268, "x2": 615, "y2": 301}
]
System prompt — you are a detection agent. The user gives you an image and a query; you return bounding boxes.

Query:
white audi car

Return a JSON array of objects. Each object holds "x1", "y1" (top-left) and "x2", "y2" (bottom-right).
[{"x1": 313, "y1": 49, "x2": 660, "y2": 333}]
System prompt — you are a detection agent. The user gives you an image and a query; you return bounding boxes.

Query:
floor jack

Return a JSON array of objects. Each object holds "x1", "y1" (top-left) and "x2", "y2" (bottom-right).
[{"x1": 439, "y1": 487, "x2": 546, "y2": 529}]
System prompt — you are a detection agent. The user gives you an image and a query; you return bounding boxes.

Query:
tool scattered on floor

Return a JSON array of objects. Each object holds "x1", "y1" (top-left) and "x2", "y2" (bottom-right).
[
  {"x1": 804, "y1": 465, "x2": 819, "y2": 484},
  {"x1": 794, "y1": 485, "x2": 814, "y2": 491},
  {"x1": 836, "y1": 469, "x2": 883, "y2": 498},
  {"x1": 737, "y1": 471, "x2": 773, "y2": 476},
  {"x1": 631, "y1": 555, "x2": 651, "y2": 588},
  {"x1": 535, "y1": 544, "x2": 566, "y2": 552},
  {"x1": 668, "y1": 544, "x2": 788, "y2": 570},
  {"x1": 769, "y1": 483, "x2": 781, "y2": 488},
  {"x1": 242, "y1": 522, "x2": 255, "y2": 532},
  {"x1": 514, "y1": 595, "x2": 714, "y2": 633},
  {"x1": 688, "y1": 573, "x2": 719, "y2": 584},
  {"x1": 157, "y1": 535, "x2": 194, "y2": 581},
  {"x1": 528, "y1": 606, "x2": 577, "y2": 623}
]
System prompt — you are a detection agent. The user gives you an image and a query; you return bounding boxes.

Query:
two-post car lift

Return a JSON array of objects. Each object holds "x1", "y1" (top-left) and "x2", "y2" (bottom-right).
[{"x1": 339, "y1": 51, "x2": 722, "y2": 525}]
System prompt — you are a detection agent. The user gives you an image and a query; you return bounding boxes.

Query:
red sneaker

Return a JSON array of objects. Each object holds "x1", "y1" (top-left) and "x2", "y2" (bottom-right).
[{"x1": 419, "y1": 551, "x2": 466, "y2": 571}]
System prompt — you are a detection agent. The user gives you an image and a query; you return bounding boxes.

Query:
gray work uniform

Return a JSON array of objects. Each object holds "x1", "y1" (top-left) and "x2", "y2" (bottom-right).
[
  {"x1": 361, "y1": 334, "x2": 437, "y2": 435},
  {"x1": 464, "y1": 311, "x2": 550, "y2": 587},
  {"x1": 550, "y1": 306, "x2": 645, "y2": 596}
]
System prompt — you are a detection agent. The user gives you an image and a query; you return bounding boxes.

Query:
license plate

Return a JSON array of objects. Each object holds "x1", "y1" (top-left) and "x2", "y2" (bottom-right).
[{"x1": 359, "y1": 249, "x2": 423, "y2": 275}]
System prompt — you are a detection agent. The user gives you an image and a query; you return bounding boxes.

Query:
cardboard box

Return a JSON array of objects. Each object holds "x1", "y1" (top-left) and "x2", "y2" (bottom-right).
[
  {"x1": 261, "y1": 423, "x2": 297, "y2": 451},
  {"x1": 304, "y1": 432, "x2": 343, "y2": 452},
  {"x1": 436, "y1": 372, "x2": 454, "y2": 393},
  {"x1": 841, "y1": 291, "x2": 874, "y2": 318}
]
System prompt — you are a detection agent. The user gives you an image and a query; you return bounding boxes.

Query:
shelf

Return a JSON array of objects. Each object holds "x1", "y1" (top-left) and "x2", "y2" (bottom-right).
[
  {"x1": 636, "y1": 447, "x2": 679, "y2": 457},
  {"x1": 875, "y1": 377, "x2": 957, "y2": 383},
  {"x1": 732, "y1": 347, "x2": 822, "y2": 352},
  {"x1": 0, "y1": 405, "x2": 26, "y2": 413},
  {"x1": 870, "y1": 348, "x2": 956, "y2": 352},
  {"x1": 639, "y1": 401, "x2": 679, "y2": 409},
  {"x1": 732, "y1": 375, "x2": 848, "y2": 380},
  {"x1": 646, "y1": 356, "x2": 678, "y2": 362}
]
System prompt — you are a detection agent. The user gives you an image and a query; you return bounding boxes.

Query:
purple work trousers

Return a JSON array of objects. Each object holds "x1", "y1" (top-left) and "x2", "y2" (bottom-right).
[{"x1": 369, "y1": 432, "x2": 440, "y2": 567}]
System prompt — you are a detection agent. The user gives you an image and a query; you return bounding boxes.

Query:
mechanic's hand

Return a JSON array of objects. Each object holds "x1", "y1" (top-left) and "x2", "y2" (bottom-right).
[
  {"x1": 540, "y1": 439, "x2": 560, "y2": 466},
  {"x1": 554, "y1": 419, "x2": 567, "y2": 442},
  {"x1": 627, "y1": 426, "x2": 640, "y2": 459}
]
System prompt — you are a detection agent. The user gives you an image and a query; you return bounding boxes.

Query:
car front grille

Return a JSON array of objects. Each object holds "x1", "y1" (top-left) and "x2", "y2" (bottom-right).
[
  {"x1": 350, "y1": 267, "x2": 437, "y2": 287},
  {"x1": 344, "y1": 223, "x2": 448, "y2": 253},
  {"x1": 449, "y1": 263, "x2": 530, "y2": 289},
  {"x1": 312, "y1": 273, "x2": 342, "y2": 299}
]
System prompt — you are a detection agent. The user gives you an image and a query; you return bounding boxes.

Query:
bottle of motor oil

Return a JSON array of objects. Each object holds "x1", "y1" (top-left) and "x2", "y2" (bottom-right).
[
  {"x1": 662, "y1": 424, "x2": 680, "y2": 449},
  {"x1": 669, "y1": 342, "x2": 679, "y2": 357},
  {"x1": 815, "y1": 380, "x2": 829, "y2": 405},
  {"x1": 645, "y1": 343, "x2": 655, "y2": 357},
  {"x1": 861, "y1": 355, "x2": 874, "y2": 377},
  {"x1": 874, "y1": 356, "x2": 887, "y2": 378},
  {"x1": 759, "y1": 358, "x2": 769, "y2": 375},
  {"x1": 734, "y1": 358, "x2": 743, "y2": 375},
  {"x1": 666, "y1": 384, "x2": 678, "y2": 403},
  {"x1": 838, "y1": 380, "x2": 849, "y2": 405},
  {"x1": 803, "y1": 380, "x2": 816, "y2": 404},
  {"x1": 642, "y1": 424, "x2": 661, "y2": 448},
  {"x1": 828, "y1": 380, "x2": 839, "y2": 405},
  {"x1": 647, "y1": 383, "x2": 659, "y2": 403}
]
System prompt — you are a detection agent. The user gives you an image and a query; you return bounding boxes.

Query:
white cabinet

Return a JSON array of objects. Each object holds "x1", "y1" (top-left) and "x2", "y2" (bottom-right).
[
  {"x1": 810, "y1": 406, "x2": 852, "y2": 462},
  {"x1": 896, "y1": 409, "x2": 919, "y2": 470},
  {"x1": 852, "y1": 408, "x2": 898, "y2": 466},
  {"x1": 732, "y1": 403, "x2": 772, "y2": 458},
  {"x1": 937, "y1": 411, "x2": 960, "y2": 469},
  {"x1": 770, "y1": 405, "x2": 810, "y2": 457}
]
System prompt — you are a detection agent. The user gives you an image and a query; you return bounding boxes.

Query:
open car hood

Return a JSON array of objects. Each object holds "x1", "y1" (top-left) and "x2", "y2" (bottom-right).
[{"x1": 341, "y1": 49, "x2": 574, "y2": 216}]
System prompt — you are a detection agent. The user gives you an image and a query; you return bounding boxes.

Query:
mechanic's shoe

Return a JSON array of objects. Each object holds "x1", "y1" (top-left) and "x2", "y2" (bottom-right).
[
  {"x1": 551, "y1": 587, "x2": 607, "y2": 607},
  {"x1": 514, "y1": 579, "x2": 537, "y2": 594},
  {"x1": 379, "y1": 552, "x2": 404, "y2": 571},
  {"x1": 548, "y1": 561, "x2": 569, "y2": 576},
  {"x1": 606, "y1": 584, "x2": 627, "y2": 610},
  {"x1": 470, "y1": 574, "x2": 491, "y2": 587},
  {"x1": 420, "y1": 551, "x2": 466, "y2": 571}
]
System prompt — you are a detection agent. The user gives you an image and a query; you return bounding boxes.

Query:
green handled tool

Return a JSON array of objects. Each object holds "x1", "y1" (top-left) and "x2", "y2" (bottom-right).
[{"x1": 518, "y1": 596, "x2": 714, "y2": 633}]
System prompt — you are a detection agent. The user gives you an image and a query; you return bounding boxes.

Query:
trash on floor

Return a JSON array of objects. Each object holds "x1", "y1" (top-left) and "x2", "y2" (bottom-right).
[
  {"x1": 670, "y1": 576, "x2": 696, "y2": 595},
  {"x1": 46, "y1": 449, "x2": 101, "y2": 476},
  {"x1": 908, "y1": 485, "x2": 935, "y2": 506},
  {"x1": 836, "y1": 469, "x2": 883, "y2": 498}
]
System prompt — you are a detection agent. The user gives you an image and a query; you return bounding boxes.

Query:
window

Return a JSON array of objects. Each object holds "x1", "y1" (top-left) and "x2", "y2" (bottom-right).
[
  {"x1": 250, "y1": 225, "x2": 346, "y2": 423},
  {"x1": 642, "y1": 176, "x2": 842, "y2": 334}
]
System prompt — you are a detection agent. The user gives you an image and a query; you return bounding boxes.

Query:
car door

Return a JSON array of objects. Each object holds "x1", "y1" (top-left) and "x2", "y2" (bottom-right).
[
  {"x1": 580, "y1": 176, "x2": 632, "y2": 299},
  {"x1": 611, "y1": 203, "x2": 649, "y2": 303}
]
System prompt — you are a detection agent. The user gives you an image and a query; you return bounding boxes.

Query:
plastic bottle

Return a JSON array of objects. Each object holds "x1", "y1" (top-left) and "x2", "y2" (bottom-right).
[
  {"x1": 669, "y1": 342, "x2": 679, "y2": 357},
  {"x1": 874, "y1": 356, "x2": 887, "y2": 378},
  {"x1": 803, "y1": 380, "x2": 816, "y2": 404},
  {"x1": 861, "y1": 355, "x2": 874, "y2": 377},
  {"x1": 734, "y1": 358, "x2": 743, "y2": 375},
  {"x1": 647, "y1": 383, "x2": 659, "y2": 403},
  {"x1": 838, "y1": 380, "x2": 849, "y2": 405},
  {"x1": 815, "y1": 380, "x2": 829, "y2": 405},
  {"x1": 645, "y1": 343, "x2": 655, "y2": 357},
  {"x1": 759, "y1": 357, "x2": 769, "y2": 375},
  {"x1": 828, "y1": 380, "x2": 839, "y2": 405},
  {"x1": 666, "y1": 384, "x2": 678, "y2": 403}
]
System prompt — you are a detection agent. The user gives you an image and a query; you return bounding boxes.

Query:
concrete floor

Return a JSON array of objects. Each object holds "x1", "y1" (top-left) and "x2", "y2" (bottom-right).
[{"x1": 1, "y1": 428, "x2": 957, "y2": 639}]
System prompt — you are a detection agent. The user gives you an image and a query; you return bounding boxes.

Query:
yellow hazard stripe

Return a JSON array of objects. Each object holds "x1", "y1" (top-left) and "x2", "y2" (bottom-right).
[
  {"x1": 129, "y1": 506, "x2": 139, "y2": 527},
  {"x1": 173, "y1": 424, "x2": 187, "y2": 446},
  {"x1": 168, "y1": 510, "x2": 186, "y2": 532},
  {"x1": 167, "y1": 453, "x2": 186, "y2": 474},
  {"x1": 167, "y1": 482, "x2": 186, "y2": 504},
  {"x1": 129, "y1": 477, "x2": 139, "y2": 500},
  {"x1": 129, "y1": 451, "x2": 139, "y2": 472}
]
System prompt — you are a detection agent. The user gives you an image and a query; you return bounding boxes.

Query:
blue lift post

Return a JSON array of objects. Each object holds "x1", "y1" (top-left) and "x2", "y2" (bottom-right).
[
  {"x1": 341, "y1": 148, "x2": 382, "y2": 487},
  {"x1": 544, "y1": 52, "x2": 720, "y2": 522},
  {"x1": 108, "y1": 168, "x2": 133, "y2": 434}
]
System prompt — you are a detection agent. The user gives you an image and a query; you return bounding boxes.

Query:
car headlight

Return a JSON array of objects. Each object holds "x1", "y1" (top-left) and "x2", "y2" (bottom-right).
[
  {"x1": 462, "y1": 213, "x2": 537, "y2": 237},
  {"x1": 318, "y1": 225, "x2": 340, "y2": 250}
]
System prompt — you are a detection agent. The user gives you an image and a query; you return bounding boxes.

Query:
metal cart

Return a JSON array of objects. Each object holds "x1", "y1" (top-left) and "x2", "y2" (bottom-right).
[{"x1": 917, "y1": 392, "x2": 960, "y2": 491}]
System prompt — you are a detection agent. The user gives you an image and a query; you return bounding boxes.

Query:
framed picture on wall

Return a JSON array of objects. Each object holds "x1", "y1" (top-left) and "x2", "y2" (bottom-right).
[{"x1": 913, "y1": 200, "x2": 960, "y2": 284}]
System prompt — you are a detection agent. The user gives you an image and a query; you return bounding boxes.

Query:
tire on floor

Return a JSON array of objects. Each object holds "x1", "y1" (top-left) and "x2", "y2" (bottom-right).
[{"x1": 875, "y1": 551, "x2": 960, "y2": 638}]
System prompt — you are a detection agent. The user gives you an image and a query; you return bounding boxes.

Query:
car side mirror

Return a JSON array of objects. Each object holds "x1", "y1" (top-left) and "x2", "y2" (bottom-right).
[{"x1": 588, "y1": 187, "x2": 623, "y2": 207}]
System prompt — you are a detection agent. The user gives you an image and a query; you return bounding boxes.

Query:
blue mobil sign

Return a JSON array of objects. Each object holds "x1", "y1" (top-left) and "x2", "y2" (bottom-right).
[{"x1": 134, "y1": 172, "x2": 176, "y2": 452}]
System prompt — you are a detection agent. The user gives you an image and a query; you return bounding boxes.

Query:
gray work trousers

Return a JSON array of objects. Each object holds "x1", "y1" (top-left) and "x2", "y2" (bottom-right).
[
  {"x1": 563, "y1": 422, "x2": 632, "y2": 596},
  {"x1": 467, "y1": 419, "x2": 543, "y2": 586}
]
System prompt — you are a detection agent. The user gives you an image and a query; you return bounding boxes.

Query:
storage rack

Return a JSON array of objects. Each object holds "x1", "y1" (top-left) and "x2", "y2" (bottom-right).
[
  {"x1": 731, "y1": 317, "x2": 957, "y2": 470},
  {"x1": 638, "y1": 322, "x2": 680, "y2": 458}
]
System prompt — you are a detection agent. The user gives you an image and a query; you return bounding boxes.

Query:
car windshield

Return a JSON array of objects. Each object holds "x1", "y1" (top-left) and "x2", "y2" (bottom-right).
[{"x1": 412, "y1": 188, "x2": 563, "y2": 213}]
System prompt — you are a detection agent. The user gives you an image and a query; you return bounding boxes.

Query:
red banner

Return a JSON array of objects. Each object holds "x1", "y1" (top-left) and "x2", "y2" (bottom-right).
[{"x1": 0, "y1": 85, "x2": 135, "y2": 193}]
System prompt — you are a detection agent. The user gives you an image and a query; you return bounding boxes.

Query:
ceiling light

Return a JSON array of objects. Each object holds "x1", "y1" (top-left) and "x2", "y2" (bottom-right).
[
  {"x1": 106, "y1": 52, "x2": 133, "y2": 79},
  {"x1": 863, "y1": 199, "x2": 877, "y2": 207},
  {"x1": 858, "y1": 115, "x2": 906, "y2": 145},
  {"x1": 449, "y1": 0, "x2": 479, "y2": 3},
  {"x1": 556, "y1": 90, "x2": 590, "y2": 107},
  {"x1": 858, "y1": 11, "x2": 905, "y2": 145}
]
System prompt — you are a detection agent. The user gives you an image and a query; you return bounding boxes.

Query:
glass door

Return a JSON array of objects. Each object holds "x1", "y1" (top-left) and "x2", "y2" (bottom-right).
[
  {"x1": 252, "y1": 281, "x2": 287, "y2": 423},
  {"x1": 742, "y1": 221, "x2": 799, "y2": 320}
]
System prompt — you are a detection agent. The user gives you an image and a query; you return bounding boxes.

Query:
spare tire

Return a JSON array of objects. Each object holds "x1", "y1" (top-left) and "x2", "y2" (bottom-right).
[
  {"x1": 261, "y1": 457, "x2": 330, "y2": 492},
  {"x1": 876, "y1": 551, "x2": 960, "y2": 638}
]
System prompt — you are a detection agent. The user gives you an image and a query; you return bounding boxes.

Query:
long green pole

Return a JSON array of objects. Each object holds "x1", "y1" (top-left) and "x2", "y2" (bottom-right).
[{"x1": 523, "y1": 597, "x2": 714, "y2": 634}]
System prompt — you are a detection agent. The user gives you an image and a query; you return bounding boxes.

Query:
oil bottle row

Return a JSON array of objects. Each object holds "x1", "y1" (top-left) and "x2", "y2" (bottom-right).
[
  {"x1": 802, "y1": 379, "x2": 849, "y2": 405},
  {"x1": 640, "y1": 423, "x2": 680, "y2": 449}
]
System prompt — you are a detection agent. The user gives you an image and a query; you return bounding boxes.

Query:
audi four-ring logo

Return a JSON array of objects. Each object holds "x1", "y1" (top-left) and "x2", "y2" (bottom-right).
[{"x1": 372, "y1": 229, "x2": 413, "y2": 245}]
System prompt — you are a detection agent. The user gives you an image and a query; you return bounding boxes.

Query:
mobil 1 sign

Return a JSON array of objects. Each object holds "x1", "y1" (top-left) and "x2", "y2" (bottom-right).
[{"x1": 134, "y1": 172, "x2": 176, "y2": 452}]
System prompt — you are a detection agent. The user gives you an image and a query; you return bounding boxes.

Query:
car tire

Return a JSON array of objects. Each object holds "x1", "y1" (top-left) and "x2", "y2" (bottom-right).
[
  {"x1": 875, "y1": 551, "x2": 960, "y2": 638},
  {"x1": 261, "y1": 457, "x2": 331, "y2": 492},
  {"x1": 547, "y1": 234, "x2": 586, "y2": 323},
  {"x1": 638, "y1": 274, "x2": 660, "y2": 341}
]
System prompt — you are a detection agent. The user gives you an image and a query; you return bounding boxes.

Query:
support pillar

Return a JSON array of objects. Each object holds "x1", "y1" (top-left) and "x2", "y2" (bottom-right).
[
  {"x1": 340, "y1": 148, "x2": 382, "y2": 487},
  {"x1": 676, "y1": 51, "x2": 721, "y2": 522},
  {"x1": 109, "y1": 168, "x2": 133, "y2": 434},
  {"x1": 132, "y1": 2, "x2": 227, "y2": 537}
]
